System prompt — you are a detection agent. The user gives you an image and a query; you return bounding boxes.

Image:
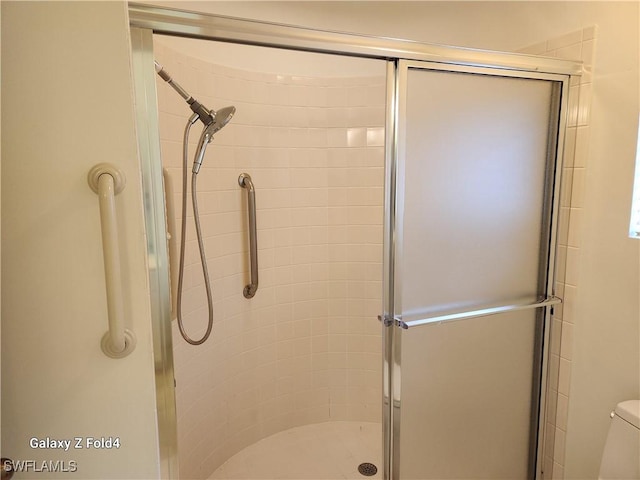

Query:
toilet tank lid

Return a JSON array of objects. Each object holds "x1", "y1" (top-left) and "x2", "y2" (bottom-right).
[{"x1": 615, "y1": 400, "x2": 640, "y2": 428}]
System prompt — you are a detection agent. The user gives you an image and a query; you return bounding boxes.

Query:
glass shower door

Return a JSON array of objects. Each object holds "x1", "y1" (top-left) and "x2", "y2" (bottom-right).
[{"x1": 389, "y1": 60, "x2": 566, "y2": 479}]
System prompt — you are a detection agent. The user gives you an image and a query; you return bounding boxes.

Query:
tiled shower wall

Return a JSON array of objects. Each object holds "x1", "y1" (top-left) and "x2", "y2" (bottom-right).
[
  {"x1": 518, "y1": 26, "x2": 596, "y2": 480},
  {"x1": 154, "y1": 41, "x2": 385, "y2": 479}
]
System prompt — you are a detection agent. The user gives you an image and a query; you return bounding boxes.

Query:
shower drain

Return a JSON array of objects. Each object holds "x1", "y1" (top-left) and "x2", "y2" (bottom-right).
[{"x1": 358, "y1": 462, "x2": 378, "y2": 477}]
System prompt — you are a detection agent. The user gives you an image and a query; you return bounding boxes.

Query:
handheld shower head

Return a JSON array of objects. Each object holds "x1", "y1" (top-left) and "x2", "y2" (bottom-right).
[
  {"x1": 154, "y1": 60, "x2": 236, "y2": 173},
  {"x1": 192, "y1": 106, "x2": 236, "y2": 174},
  {"x1": 161, "y1": 63, "x2": 237, "y2": 347},
  {"x1": 210, "y1": 106, "x2": 236, "y2": 134}
]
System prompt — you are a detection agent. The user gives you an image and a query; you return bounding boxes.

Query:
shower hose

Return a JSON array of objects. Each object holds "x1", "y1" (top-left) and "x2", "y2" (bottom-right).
[{"x1": 176, "y1": 116, "x2": 214, "y2": 345}]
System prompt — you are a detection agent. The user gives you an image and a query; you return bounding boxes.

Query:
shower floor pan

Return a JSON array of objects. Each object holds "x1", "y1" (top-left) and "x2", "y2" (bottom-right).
[{"x1": 209, "y1": 421, "x2": 382, "y2": 479}]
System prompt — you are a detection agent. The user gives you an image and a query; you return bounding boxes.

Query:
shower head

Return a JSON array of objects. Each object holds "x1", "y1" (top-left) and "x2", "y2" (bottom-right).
[
  {"x1": 154, "y1": 60, "x2": 237, "y2": 173},
  {"x1": 192, "y1": 106, "x2": 236, "y2": 174},
  {"x1": 210, "y1": 106, "x2": 236, "y2": 134}
]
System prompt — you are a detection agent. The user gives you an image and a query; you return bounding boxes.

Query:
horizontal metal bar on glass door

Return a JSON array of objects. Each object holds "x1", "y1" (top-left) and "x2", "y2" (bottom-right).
[{"x1": 398, "y1": 296, "x2": 562, "y2": 329}]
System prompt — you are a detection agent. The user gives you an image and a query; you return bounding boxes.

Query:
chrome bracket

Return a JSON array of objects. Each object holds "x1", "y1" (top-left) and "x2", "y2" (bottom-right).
[
  {"x1": 378, "y1": 314, "x2": 408, "y2": 328},
  {"x1": 377, "y1": 314, "x2": 395, "y2": 327}
]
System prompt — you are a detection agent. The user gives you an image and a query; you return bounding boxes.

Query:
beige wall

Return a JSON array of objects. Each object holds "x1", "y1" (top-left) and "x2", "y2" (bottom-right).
[
  {"x1": 561, "y1": 6, "x2": 639, "y2": 479},
  {"x1": 1, "y1": 2, "x2": 160, "y2": 478}
]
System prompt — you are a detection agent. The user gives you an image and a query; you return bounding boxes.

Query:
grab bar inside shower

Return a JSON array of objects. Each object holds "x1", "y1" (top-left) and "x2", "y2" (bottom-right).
[
  {"x1": 162, "y1": 168, "x2": 178, "y2": 320},
  {"x1": 239, "y1": 173, "x2": 258, "y2": 298},
  {"x1": 87, "y1": 163, "x2": 137, "y2": 358}
]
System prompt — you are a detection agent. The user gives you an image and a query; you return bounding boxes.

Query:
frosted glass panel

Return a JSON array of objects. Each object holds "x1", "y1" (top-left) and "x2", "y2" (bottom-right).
[
  {"x1": 401, "y1": 69, "x2": 553, "y2": 318},
  {"x1": 399, "y1": 310, "x2": 537, "y2": 479},
  {"x1": 395, "y1": 66, "x2": 558, "y2": 480}
]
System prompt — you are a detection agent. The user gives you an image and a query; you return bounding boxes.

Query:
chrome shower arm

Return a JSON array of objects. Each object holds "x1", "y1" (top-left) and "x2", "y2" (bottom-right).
[
  {"x1": 154, "y1": 61, "x2": 190, "y2": 101},
  {"x1": 155, "y1": 61, "x2": 213, "y2": 126}
]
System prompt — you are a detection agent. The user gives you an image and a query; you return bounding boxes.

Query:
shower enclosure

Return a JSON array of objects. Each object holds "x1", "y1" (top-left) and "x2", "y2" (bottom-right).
[
  {"x1": 128, "y1": 4, "x2": 581, "y2": 479},
  {"x1": 152, "y1": 34, "x2": 387, "y2": 479}
]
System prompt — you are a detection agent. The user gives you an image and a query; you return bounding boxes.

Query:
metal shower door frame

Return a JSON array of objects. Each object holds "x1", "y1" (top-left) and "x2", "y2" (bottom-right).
[
  {"x1": 127, "y1": 5, "x2": 580, "y2": 479},
  {"x1": 129, "y1": 27, "x2": 180, "y2": 480},
  {"x1": 386, "y1": 59, "x2": 571, "y2": 480}
]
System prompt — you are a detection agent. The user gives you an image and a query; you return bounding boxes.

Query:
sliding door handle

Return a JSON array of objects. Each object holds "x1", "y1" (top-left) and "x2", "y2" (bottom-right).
[{"x1": 398, "y1": 296, "x2": 562, "y2": 329}]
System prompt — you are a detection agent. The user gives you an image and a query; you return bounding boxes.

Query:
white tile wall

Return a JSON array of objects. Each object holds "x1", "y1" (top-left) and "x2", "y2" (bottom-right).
[
  {"x1": 518, "y1": 26, "x2": 596, "y2": 480},
  {"x1": 155, "y1": 42, "x2": 385, "y2": 479}
]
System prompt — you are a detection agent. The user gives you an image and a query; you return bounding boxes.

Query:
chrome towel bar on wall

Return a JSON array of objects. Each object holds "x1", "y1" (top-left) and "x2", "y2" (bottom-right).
[
  {"x1": 88, "y1": 163, "x2": 137, "y2": 358},
  {"x1": 239, "y1": 173, "x2": 258, "y2": 298}
]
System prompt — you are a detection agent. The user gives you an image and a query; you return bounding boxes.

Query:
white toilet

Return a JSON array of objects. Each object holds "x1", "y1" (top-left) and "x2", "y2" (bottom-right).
[{"x1": 599, "y1": 400, "x2": 640, "y2": 480}]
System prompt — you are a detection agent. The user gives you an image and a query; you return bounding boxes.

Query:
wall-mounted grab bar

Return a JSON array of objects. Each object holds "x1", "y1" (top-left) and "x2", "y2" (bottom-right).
[
  {"x1": 162, "y1": 168, "x2": 178, "y2": 320},
  {"x1": 88, "y1": 164, "x2": 137, "y2": 358},
  {"x1": 239, "y1": 173, "x2": 258, "y2": 298}
]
